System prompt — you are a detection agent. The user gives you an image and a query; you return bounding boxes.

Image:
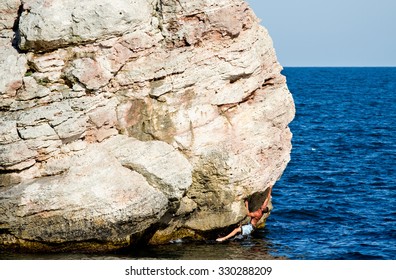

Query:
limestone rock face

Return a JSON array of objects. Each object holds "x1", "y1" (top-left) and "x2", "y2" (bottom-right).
[
  {"x1": 0, "y1": 0, "x2": 295, "y2": 251},
  {"x1": 18, "y1": 0, "x2": 154, "y2": 51},
  {"x1": 0, "y1": 137, "x2": 192, "y2": 251},
  {"x1": 0, "y1": 0, "x2": 21, "y2": 30}
]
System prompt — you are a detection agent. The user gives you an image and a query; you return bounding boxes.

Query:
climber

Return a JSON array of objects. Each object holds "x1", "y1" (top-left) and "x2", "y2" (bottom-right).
[{"x1": 216, "y1": 186, "x2": 272, "y2": 242}]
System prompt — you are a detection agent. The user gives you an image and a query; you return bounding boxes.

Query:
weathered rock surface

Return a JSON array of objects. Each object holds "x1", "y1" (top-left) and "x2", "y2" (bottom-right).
[
  {"x1": 0, "y1": 0, "x2": 20, "y2": 30},
  {"x1": 18, "y1": 0, "x2": 154, "y2": 52},
  {"x1": 0, "y1": 137, "x2": 192, "y2": 251},
  {"x1": 0, "y1": 0, "x2": 294, "y2": 252}
]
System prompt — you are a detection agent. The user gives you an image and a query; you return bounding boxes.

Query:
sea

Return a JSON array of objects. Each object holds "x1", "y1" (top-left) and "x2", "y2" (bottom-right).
[
  {"x1": 263, "y1": 67, "x2": 396, "y2": 260},
  {"x1": 1, "y1": 67, "x2": 395, "y2": 260}
]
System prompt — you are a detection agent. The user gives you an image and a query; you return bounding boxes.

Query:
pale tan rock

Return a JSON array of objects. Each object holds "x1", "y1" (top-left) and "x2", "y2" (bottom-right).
[
  {"x1": 0, "y1": 141, "x2": 37, "y2": 169},
  {"x1": 0, "y1": 0, "x2": 20, "y2": 30},
  {"x1": 175, "y1": 196, "x2": 197, "y2": 216},
  {"x1": 0, "y1": 147, "x2": 169, "y2": 250},
  {"x1": 17, "y1": 123, "x2": 58, "y2": 140},
  {"x1": 16, "y1": 77, "x2": 51, "y2": 101},
  {"x1": 105, "y1": 135, "x2": 193, "y2": 203},
  {"x1": 53, "y1": 115, "x2": 88, "y2": 142},
  {"x1": 26, "y1": 50, "x2": 67, "y2": 82},
  {"x1": 68, "y1": 58, "x2": 113, "y2": 90},
  {"x1": 18, "y1": 0, "x2": 154, "y2": 51},
  {"x1": 0, "y1": 119, "x2": 19, "y2": 144},
  {"x1": 0, "y1": 173, "x2": 21, "y2": 187},
  {"x1": 16, "y1": 102, "x2": 74, "y2": 127},
  {"x1": 0, "y1": 44, "x2": 27, "y2": 95},
  {"x1": 87, "y1": 99, "x2": 118, "y2": 128},
  {"x1": 95, "y1": 128, "x2": 118, "y2": 143},
  {"x1": 0, "y1": 0, "x2": 295, "y2": 251}
]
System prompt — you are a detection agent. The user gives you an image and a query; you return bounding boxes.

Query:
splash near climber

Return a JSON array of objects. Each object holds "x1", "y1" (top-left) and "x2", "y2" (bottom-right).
[{"x1": 216, "y1": 186, "x2": 272, "y2": 242}]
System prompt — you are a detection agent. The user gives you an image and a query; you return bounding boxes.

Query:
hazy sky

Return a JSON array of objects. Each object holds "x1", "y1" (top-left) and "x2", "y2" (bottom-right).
[{"x1": 247, "y1": 0, "x2": 396, "y2": 66}]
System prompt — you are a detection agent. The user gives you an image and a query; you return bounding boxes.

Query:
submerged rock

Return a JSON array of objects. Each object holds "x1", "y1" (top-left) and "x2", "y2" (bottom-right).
[{"x1": 0, "y1": 0, "x2": 294, "y2": 252}]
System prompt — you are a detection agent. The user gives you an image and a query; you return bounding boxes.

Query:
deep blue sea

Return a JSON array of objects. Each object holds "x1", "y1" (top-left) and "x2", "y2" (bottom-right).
[
  {"x1": 1, "y1": 67, "x2": 395, "y2": 261},
  {"x1": 263, "y1": 67, "x2": 396, "y2": 260}
]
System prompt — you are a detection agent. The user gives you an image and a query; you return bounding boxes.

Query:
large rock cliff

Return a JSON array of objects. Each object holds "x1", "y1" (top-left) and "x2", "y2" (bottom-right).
[{"x1": 0, "y1": 0, "x2": 295, "y2": 252}]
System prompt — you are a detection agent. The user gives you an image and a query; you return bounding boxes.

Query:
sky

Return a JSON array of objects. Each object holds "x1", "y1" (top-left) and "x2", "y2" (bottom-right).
[{"x1": 247, "y1": 0, "x2": 396, "y2": 66}]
